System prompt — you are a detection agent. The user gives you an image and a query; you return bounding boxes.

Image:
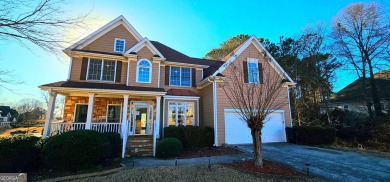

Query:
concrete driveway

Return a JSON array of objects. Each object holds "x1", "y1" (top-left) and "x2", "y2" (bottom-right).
[{"x1": 236, "y1": 143, "x2": 390, "y2": 182}]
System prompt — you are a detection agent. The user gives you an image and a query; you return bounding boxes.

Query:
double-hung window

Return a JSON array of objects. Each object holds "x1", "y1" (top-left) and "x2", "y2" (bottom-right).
[
  {"x1": 247, "y1": 58, "x2": 259, "y2": 83},
  {"x1": 170, "y1": 67, "x2": 191, "y2": 86},
  {"x1": 107, "y1": 105, "x2": 121, "y2": 123},
  {"x1": 87, "y1": 58, "x2": 116, "y2": 81},
  {"x1": 114, "y1": 38, "x2": 125, "y2": 52},
  {"x1": 168, "y1": 102, "x2": 195, "y2": 126}
]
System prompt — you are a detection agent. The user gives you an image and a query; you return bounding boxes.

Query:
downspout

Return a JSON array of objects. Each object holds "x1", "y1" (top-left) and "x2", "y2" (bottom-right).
[
  {"x1": 287, "y1": 87, "x2": 293, "y2": 127},
  {"x1": 212, "y1": 81, "x2": 218, "y2": 146}
]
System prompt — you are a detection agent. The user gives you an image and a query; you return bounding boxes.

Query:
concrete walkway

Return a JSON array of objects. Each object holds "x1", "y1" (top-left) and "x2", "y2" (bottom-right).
[
  {"x1": 122, "y1": 153, "x2": 251, "y2": 167},
  {"x1": 237, "y1": 143, "x2": 390, "y2": 182}
]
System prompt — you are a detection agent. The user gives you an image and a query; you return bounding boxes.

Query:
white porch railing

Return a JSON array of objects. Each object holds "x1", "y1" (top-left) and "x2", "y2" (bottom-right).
[
  {"x1": 0, "y1": 122, "x2": 11, "y2": 127},
  {"x1": 51, "y1": 122, "x2": 122, "y2": 136},
  {"x1": 51, "y1": 122, "x2": 86, "y2": 136},
  {"x1": 92, "y1": 123, "x2": 121, "y2": 133}
]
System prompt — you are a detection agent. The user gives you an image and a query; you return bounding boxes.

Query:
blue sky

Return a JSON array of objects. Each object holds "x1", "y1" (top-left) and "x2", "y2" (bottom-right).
[{"x1": 1, "y1": 0, "x2": 389, "y2": 106}]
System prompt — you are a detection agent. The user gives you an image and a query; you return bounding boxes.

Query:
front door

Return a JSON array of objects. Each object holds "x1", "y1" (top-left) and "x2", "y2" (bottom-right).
[{"x1": 129, "y1": 102, "x2": 153, "y2": 135}]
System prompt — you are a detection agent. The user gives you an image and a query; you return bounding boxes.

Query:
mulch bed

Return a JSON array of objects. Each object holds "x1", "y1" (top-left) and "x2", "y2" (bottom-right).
[
  {"x1": 226, "y1": 160, "x2": 305, "y2": 177},
  {"x1": 178, "y1": 147, "x2": 242, "y2": 159}
]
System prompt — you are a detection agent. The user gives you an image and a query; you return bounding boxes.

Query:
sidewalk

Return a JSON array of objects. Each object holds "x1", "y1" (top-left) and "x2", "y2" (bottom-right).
[{"x1": 121, "y1": 153, "x2": 252, "y2": 167}]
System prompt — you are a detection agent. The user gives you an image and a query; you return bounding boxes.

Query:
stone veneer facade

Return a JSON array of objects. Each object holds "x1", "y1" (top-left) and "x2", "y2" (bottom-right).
[{"x1": 63, "y1": 96, "x2": 156, "y2": 122}]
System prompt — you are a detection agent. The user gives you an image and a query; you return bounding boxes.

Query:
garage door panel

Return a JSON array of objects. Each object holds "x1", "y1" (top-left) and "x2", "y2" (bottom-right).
[{"x1": 225, "y1": 111, "x2": 286, "y2": 144}]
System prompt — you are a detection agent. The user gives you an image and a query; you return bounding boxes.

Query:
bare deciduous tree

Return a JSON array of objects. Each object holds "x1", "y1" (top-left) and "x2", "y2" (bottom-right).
[
  {"x1": 0, "y1": 0, "x2": 89, "y2": 92},
  {"x1": 0, "y1": 0, "x2": 89, "y2": 54},
  {"x1": 219, "y1": 57, "x2": 289, "y2": 167},
  {"x1": 332, "y1": 2, "x2": 390, "y2": 117}
]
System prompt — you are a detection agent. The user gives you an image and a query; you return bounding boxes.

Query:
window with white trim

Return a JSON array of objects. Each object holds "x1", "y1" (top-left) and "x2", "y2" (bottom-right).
[
  {"x1": 247, "y1": 58, "x2": 259, "y2": 83},
  {"x1": 107, "y1": 105, "x2": 121, "y2": 123},
  {"x1": 136, "y1": 59, "x2": 151, "y2": 83},
  {"x1": 168, "y1": 102, "x2": 194, "y2": 126},
  {"x1": 170, "y1": 67, "x2": 191, "y2": 86},
  {"x1": 87, "y1": 58, "x2": 116, "y2": 81},
  {"x1": 114, "y1": 38, "x2": 125, "y2": 52}
]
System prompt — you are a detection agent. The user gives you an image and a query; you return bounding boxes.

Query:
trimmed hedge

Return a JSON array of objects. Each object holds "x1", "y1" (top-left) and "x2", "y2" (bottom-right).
[
  {"x1": 0, "y1": 135, "x2": 41, "y2": 172},
  {"x1": 156, "y1": 138, "x2": 183, "y2": 158},
  {"x1": 102, "y1": 132, "x2": 122, "y2": 157},
  {"x1": 294, "y1": 126, "x2": 336, "y2": 145},
  {"x1": 164, "y1": 125, "x2": 214, "y2": 150},
  {"x1": 41, "y1": 130, "x2": 111, "y2": 171}
]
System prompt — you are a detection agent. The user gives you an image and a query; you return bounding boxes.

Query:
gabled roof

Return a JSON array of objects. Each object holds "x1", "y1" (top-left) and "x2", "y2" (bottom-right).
[
  {"x1": 209, "y1": 36, "x2": 294, "y2": 83},
  {"x1": 125, "y1": 38, "x2": 164, "y2": 58},
  {"x1": 67, "y1": 15, "x2": 143, "y2": 50},
  {"x1": 330, "y1": 71, "x2": 390, "y2": 102}
]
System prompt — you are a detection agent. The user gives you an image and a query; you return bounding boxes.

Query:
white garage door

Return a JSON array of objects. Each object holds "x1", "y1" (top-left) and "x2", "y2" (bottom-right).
[{"x1": 224, "y1": 110, "x2": 286, "y2": 144}]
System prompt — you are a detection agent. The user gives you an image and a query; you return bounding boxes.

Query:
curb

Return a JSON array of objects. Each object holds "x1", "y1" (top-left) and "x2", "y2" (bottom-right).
[{"x1": 39, "y1": 167, "x2": 125, "y2": 182}]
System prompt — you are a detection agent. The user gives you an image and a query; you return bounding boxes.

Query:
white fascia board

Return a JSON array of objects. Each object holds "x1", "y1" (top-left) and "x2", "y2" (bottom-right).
[
  {"x1": 211, "y1": 36, "x2": 295, "y2": 83},
  {"x1": 253, "y1": 38, "x2": 294, "y2": 83},
  {"x1": 70, "y1": 50, "x2": 127, "y2": 60},
  {"x1": 125, "y1": 38, "x2": 164, "y2": 58},
  {"x1": 67, "y1": 15, "x2": 143, "y2": 50}
]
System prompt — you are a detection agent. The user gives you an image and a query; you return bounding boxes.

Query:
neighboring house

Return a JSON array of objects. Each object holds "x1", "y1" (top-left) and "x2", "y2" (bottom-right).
[
  {"x1": 39, "y1": 16, "x2": 295, "y2": 156},
  {"x1": 0, "y1": 110, "x2": 12, "y2": 122},
  {"x1": 326, "y1": 71, "x2": 390, "y2": 114}
]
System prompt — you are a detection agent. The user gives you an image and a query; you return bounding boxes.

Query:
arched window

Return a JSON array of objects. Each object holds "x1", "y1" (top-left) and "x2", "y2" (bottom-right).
[{"x1": 136, "y1": 59, "x2": 152, "y2": 83}]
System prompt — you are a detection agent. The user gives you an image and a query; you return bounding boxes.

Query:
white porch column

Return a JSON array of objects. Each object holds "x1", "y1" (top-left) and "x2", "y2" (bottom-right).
[
  {"x1": 85, "y1": 93, "x2": 95, "y2": 130},
  {"x1": 121, "y1": 95, "x2": 129, "y2": 138},
  {"x1": 155, "y1": 96, "x2": 161, "y2": 138},
  {"x1": 42, "y1": 90, "x2": 57, "y2": 138}
]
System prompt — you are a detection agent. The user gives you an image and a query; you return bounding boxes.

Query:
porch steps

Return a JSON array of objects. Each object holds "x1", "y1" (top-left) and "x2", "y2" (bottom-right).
[{"x1": 126, "y1": 136, "x2": 153, "y2": 157}]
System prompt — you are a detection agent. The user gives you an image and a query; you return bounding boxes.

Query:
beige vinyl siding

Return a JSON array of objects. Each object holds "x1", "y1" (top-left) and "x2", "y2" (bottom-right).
[
  {"x1": 83, "y1": 24, "x2": 138, "y2": 54},
  {"x1": 216, "y1": 43, "x2": 291, "y2": 145},
  {"x1": 70, "y1": 57, "x2": 82, "y2": 81},
  {"x1": 121, "y1": 62, "x2": 128, "y2": 84},
  {"x1": 198, "y1": 84, "x2": 214, "y2": 127},
  {"x1": 162, "y1": 99, "x2": 199, "y2": 127},
  {"x1": 69, "y1": 57, "x2": 127, "y2": 84}
]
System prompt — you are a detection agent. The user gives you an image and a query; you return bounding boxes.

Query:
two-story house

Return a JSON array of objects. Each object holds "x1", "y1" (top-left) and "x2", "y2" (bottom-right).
[{"x1": 40, "y1": 16, "x2": 295, "y2": 156}]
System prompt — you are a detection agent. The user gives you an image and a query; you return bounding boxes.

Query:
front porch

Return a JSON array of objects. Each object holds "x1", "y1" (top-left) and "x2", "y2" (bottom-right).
[
  {"x1": 40, "y1": 82, "x2": 166, "y2": 157},
  {"x1": 45, "y1": 94, "x2": 162, "y2": 137}
]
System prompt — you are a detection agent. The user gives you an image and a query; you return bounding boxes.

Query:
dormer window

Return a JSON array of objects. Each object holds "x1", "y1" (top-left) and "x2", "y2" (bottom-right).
[{"x1": 114, "y1": 38, "x2": 125, "y2": 52}]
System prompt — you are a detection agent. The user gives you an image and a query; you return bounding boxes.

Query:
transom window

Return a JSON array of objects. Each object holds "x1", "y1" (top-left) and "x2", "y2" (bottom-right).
[
  {"x1": 87, "y1": 58, "x2": 116, "y2": 81},
  {"x1": 136, "y1": 59, "x2": 152, "y2": 83},
  {"x1": 114, "y1": 38, "x2": 125, "y2": 52},
  {"x1": 170, "y1": 67, "x2": 191, "y2": 86},
  {"x1": 168, "y1": 102, "x2": 195, "y2": 126},
  {"x1": 247, "y1": 58, "x2": 259, "y2": 83}
]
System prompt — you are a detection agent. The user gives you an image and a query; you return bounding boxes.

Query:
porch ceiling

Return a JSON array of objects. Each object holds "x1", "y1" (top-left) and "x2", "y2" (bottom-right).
[{"x1": 39, "y1": 81, "x2": 166, "y2": 97}]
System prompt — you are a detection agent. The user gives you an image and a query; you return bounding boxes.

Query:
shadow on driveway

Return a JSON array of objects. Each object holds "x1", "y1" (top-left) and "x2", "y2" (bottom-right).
[{"x1": 236, "y1": 143, "x2": 390, "y2": 182}]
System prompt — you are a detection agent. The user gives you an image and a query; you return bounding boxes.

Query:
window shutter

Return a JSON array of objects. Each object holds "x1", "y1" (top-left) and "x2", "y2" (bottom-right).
[
  {"x1": 80, "y1": 57, "x2": 88, "y2": 80},
  {"x1": 192, "y1": 68, "x2": 196, "y2": 87},
  {"x1": 165, "y1": 65, "x2": 170, "y2": 85},
  {"x1": 258, "y1": 62, "x2": 263, "y2": 83},
  {"x1": 243, "y1": 61, "x2": 248, "y2": 83},
  {"x1": 115, "y1": 61, "x2": 122, "y2": 83}
]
